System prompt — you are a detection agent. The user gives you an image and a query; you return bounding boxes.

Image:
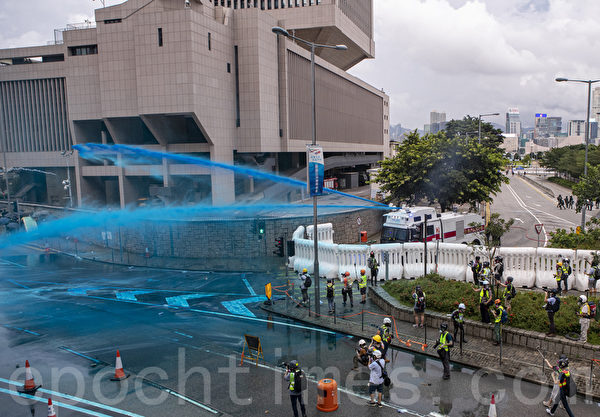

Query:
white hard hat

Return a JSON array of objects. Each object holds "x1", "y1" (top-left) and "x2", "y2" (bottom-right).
[
  {"x1": 482, "y1": 280, "x2": 489, "y2": 286},
  {"x1": 383, "y1": 317, "x2": 392, "y2": 325},
  {"x1": 373, "y1": 350, "x2": 382, "y2": 359},
  {"x1": 359, "y1": 339, "x2": 366, "y2": 346},
  {"x1": 458, "y1": 303, "x2": 466, "y2": 310},
  {"x1": 579, "y1": 295, "x2": 587, "y2": 303}
]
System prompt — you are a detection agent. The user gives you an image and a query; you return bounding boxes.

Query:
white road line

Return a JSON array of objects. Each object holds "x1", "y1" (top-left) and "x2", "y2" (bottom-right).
[{"x1": 506, "y1": 184, "x2": 548, "y2": 246}]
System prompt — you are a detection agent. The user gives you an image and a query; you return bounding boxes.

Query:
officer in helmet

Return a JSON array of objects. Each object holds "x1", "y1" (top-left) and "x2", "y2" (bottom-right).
[
  {"x1": 284, "y1": 360, "x2": 306, "y2": 417},
  {"x1": 451, "y1": 303, "x2": 467, "y2": 344},
  {"x1": 377, "y1": 317, "x2": 393, "y2": 359},
  {"x1": 341, "y1": 271, "x2": 353, "y2": 308},
  {"x1": 434, "y1": 323, "x2": 454, "y2": 380},
  {"x1": 546, "y1": 356, "x2": 575, "y2": 416},
  {"x1": 578, "y1": 294, "x2": 591, "y2": 343}
]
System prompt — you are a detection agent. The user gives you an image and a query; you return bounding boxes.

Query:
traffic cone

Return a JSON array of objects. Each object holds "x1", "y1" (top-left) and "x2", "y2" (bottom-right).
[
  {"x1": 488, "y1": 394, "x2": 497, "y2": 417},
  {"x1": 47, "y1": 398, "x2": 56, "y2": 417},
  {"x1": 18, "y1": 360, "x2": 41, "y2": 393},
  {"x1": 111, "y1": 350, "x2": 129, "y2": 381}
]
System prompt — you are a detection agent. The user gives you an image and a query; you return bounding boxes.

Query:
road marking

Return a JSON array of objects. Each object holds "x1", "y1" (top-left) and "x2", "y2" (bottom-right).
[
  {"x1": 174, "y1": 331, "x2": 193, "y2": 339},
  {"x1": 59, "y1": 346, "x2": 104, "y2": 365},
  {"x1": 0, "y1": 383, "x2": 143, "y2": 417},
  {"x1": 514, "y1": 218, "x2": 524, "y2": 224},
  {"x1": 0, "y1": 258, "x2": 25, "y2": 268},
  {"x1": 116, "y1": 290, "x2": 152, "y2": 301},
  {"x1": 7, "y1": 279, "x2": 30, "y2": 289},
  {"x1": 241, "y1": 274, "x2": 256, "y2": 296},
  {"x1": 506, "y1": 184, "x2": 548, "y2": 246},
  {"x1": 221, "y1": 296, "x2": 267, "y2": 317},
  {"x1": 3, "y1": 324, "x2": 41, "y2": 336},
  {"x1": 165, "y1": 293, "x2": 219, "y2": 307}
]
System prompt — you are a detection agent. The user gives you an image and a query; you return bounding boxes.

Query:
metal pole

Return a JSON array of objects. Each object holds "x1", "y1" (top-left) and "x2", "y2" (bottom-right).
[
  {"x1": 478, "y1": 116, "x2": 482, "y2": 144},
  {"x1": 361, "y1": 306, "x2": 364, "y2": 331},
  {"x1": 423, "y1": 217, "x2": 428, "y2": 277},
  {"x1": 333, "y1": 302, "x2": 336, "y2": 324},
  {"x1": 66, "y1": 155, "x2": 73, "y2": 208},
  {"x1": 311, "y1": 42, "x2": 320, "y2": 316},
  {"x1": 385, "y1": 253, "x2": 389, "y2": 282},
  {"x1": 581, "y1": 81, "x2": 592, "y2": 231},
  {"x1": 1, "y1": 136, "x2": 9, "y2": 207},
  {"x1": 591, "y1": 360, "x2": 594, "y2": 389}
]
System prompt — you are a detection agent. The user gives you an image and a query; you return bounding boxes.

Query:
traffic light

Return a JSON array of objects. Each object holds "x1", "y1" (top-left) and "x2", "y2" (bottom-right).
[
  {"x1": 257, "y1": 220, "x2": 265, "y2": 239},
  {"x1": 273, "y1": 236, "x2": 284, "y2": 257}
]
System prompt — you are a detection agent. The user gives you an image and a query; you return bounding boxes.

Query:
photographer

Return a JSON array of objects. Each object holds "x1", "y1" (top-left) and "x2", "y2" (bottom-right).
[
  {"x1": 498, "y1": 276, "x2": 516, "y2": 312},
  {"x1": 470, "y1": 256, "x2": 482, "y2": 285},
  {"x1": 367, "y1": 350, "x2": 385, "y2": 407},
  {"x1": 544, "y1": 289, "x2": 560, "y2": 337},
  {"x1": 472, "y1": 280, "x2": 492, "y2": 323},
  {"x1": 284, "y1": 360, "x2": 307, "y2": 417},
  {"x1": 353, "y1": 339, "x2": 369, "y2": 370}
]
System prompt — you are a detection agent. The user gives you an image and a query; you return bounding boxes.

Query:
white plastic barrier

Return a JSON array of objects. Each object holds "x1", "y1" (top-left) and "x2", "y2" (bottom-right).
[
  {"x1": 369, "y1": 243, "x2": 404, "y2": 280},
  {"x1": 403, "y1": 243, "x2": 434, "y2": 278},
  {"x1": 535, "y1": 248, "x2": 575, "y2": 289},
  {"x1": 435, "y1": 243, "x2": 472, "y2": 281},
  {"x1": 573, "y1": 250, "x2": 596, "y2": 291},
  {"x1": 306, "y1": 223, "x2": 334, "y2": 243},
  {"x1": 337, "y1": 244, "x2": 369, "y2": 281},
  {"x1": 498, "y1": 247, "x2": 537, "y2": 288}
]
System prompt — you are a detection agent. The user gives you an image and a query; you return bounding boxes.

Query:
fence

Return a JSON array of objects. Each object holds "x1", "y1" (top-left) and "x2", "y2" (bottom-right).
[{"x1": 291, "y1": 225, "x2": 598, "y2": 290}]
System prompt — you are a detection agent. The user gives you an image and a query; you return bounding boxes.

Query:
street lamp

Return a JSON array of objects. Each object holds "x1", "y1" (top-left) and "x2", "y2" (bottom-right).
[
  {"x1": 478, "y1": 113, "x2": 500, "y2": 144},
  {"x1": 272, "y1": 26, "x2": 347, "y2": 315},
  {"x1": 61, "y1": 150, "x2": 74, "y2": 208},
  {"x1": 555, "y1": 77, "x2": 600, "y2": 231}
]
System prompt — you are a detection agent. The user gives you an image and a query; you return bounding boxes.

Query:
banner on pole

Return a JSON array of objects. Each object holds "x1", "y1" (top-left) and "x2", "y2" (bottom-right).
[{"x1": 307, "y1": 145, "x2": 324, "y2": 197}]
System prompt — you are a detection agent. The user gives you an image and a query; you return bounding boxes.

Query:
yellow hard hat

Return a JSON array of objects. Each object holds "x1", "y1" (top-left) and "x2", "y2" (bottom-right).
[
  {"x1": 302, "y1": 268, "x2": 307, "y2": 273},
  {"x1": 557, "y1": 262, "x2": 562, "y2": 266},
  {"x1": 372, "y1": 335, "x2": 382, "y2": 343}
]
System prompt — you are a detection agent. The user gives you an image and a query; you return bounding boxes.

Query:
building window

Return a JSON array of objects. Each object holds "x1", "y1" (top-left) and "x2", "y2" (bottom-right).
[
  {"x1": 68, "y1": 45, "x2": 98, "y2": 56},
  {"x1": 104, "y1": 18, "x2": 122, "y2": 24},
  {"x1": 208, "y1": 32, "x2": 211, "y2": 51},
  {"x1": 227, "y1": 63, "x2": 231, "y2": 73},
  {"x1": 158, "y1": 28, "x2": 163, "y2": 47},
  {"x1": 234, "y1": 46, "x2": 240, "y2": 127}
]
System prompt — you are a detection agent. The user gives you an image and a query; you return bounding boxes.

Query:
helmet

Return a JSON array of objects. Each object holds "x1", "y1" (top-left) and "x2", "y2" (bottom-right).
[
  {"x1": 370, "y1": 251, "x2": 375, "y2": 256},
  {"x1": 482, "y1": 280, "x2": 489, "y2": 286},
  {"x1": 360, "y1": 269, "x2": 366, "y2": 274},
  {"x1": 302, "y1": 268, "x2": 307, "y2": 273},
  {"x1": 483, "y1": 261, "x2": 490, "y2": 267},
  {"x1": 579, "y1": 295, "x2": 587, "y2": 303},
  {"x1": 507, "y1": 276, "x2": 514, "y2": 282},
  {"x1": 495, "y1": 256, "x2": 503, "y2": 262},
  {"x1": 383, "y1": 317, "x2": 392, "y2": 325},
  {"x1": 415, "y1": 285, "x2": 422, "y2": 291},
  {"x1": 440, "y1": 323, "x2": 448, "y2": 331},
  {"x1": 557, "y1": 262, "x2": 562, "y2": 266},
  {"x1": 558, "y1": 356, "x2": 569, "y2": 368},
  {"x1": 372, "y1": 335, "x2": 382, "y2": 343},
  {"x1": 373, "y1": 350, "x2": 382, "y2": 359},
  {"x1": 359, "y1": 339, "x2": 367, "y2": 347},
  {"x1": 551, "y1": 288, "x2": 558, "y2": 295},
  {"x1": 344, "y1": 271, "x2": 350, "y2": 277},
  {"x1": 563, "y1": 258, "x2": 570, "y2": 263},
  {"x1": 494, "y1": 299, "x2": 501, "y2": 305},
  {"x1": 458, "y1": 303, "x2": 466, "y2": 310},
  {"x1": 289, "y1": 360, "x2": 299, "y2": 370}
]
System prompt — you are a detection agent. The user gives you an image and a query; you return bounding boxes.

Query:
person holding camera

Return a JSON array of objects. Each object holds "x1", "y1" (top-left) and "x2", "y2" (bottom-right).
[
  {"x1": 341, "y1": 272, "x2": 354, "y2": 307},
  {"x1": 470, "y1": 256, "x2": 482, "y2": 285},
  {"x1": 544, "y1": 288, "x2": 560, "y2": 337},
  {"x1": 284, "y1": 360, "x2": 306, "y2": 417},
  {"x1": 412, "y1": 285, "x2": 426, "y2": 328},
  {"x1": 434, "y1": 323, "x2": 454, "y2": 380},
  {"x1": 472, "y1": 280, "x2": 492, "y2": 323},
  {"x1": 498, "y1": 276, "x2": 517, "y2": 312},
  {"x1": 298, "y1": 268, "x2": 310, "y2": 306},
  {"x1": 353, "y1": 339, "x2": 369, "y2": 370},
  {"x1": 451, "y1": 303, "x2": 467, "y2": 344},
  {"x1": 367, "y1": 349, "x2": 385, "y2": 407}
]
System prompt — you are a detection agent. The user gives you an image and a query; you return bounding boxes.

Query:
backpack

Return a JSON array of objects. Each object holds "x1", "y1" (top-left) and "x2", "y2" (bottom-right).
[
  {"x1": 368, "y1": 257, "x2": 375, "y2": 269},
  {"x1": 510, "y1": 285, "x2": 517, "y2": 298},
  {"x1": 594, "y1": 267, "x2": 600, "y2": 281},
  {"x1": 551, "y1": 297, "x2": 561, "y2": 313},
  {"x1": 416, "y1": 294, "x2": 425, "y2": 309},
  {"x1": 588, "y1": 302, "x2": 597, "y2": 319},
  {"x1": 304, "y1": 275, "x2": 312, "y2": 288},
  {"x1": 500, "y1": 309, "x2": 508, "y2": 324}
]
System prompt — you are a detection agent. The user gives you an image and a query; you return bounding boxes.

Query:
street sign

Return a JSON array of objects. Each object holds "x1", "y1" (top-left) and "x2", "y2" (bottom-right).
[
  {"x1": 356, "y1": 217, "x2": 361, "y2": 226},
  {"x1": 576, "y1": 226, "x2": 581, "y2": 235},
  {"x1": 534, "y1": 224, "x2": 543, "y2": 235}
]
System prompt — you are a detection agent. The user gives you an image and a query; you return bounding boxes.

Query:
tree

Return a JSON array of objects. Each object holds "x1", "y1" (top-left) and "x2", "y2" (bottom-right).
[
  {"x1": 443, "y1": 116, "x2": 504, "y2": 148},
  {"x1": 375, "y1": 131, "x2": 508, "y2": 211},
  {"x1": 471, "y1": 213, "x2": 515, "y2": 267},
  {"x1": 573, "y1": 164, "x2": 600, "y2": 203}
]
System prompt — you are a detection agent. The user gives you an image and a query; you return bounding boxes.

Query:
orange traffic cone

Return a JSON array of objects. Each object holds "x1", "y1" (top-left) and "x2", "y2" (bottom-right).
[
  {"x1": 488, "y1": 394, "x2": 497, "y2": 417},
  {"x1": 111, "y1": 350, "x2": 129, "y2": 381},
  {"x1": 47, "y1": 398, "x2": 57, "y2": 417},
  {"x1": 18, "y1": 360, "x2": 41, "y2": 393}
]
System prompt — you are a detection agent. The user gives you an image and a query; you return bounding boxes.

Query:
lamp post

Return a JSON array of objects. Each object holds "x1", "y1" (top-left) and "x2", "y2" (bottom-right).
[
  {"x1": 555, "y1": 77, "x2": 600, "y2": 231},
  {"x1": 272, "y1": 26, "x2": 347, "y2": 315},
  {"x1": 61, "y1": 150, "x2": 74, "y2": 208},
  {"x1": 478, "y1": 113, "x2": 500, "y2": 144}
]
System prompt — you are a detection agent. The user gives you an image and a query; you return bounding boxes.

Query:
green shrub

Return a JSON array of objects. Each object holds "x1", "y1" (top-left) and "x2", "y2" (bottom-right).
[
  {"x1": 382, "y1": 274, "x2": 600, "y2": 345},
  {"x1": 547, "y1": 176, "x2": 576, "y2": 189}
]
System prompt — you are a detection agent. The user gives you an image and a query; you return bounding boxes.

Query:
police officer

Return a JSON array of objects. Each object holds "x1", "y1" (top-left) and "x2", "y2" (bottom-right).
[
  {"x1": 546, "y1": 356, "x2": 575, "y2": 417},
  {"x1": 578, "y1": 295, "x2": 591, "y2": 343},
  {"x1": 359, "y1": 269, "x2": 367, "y2": 304},
  {"x1": 470, "y1": 256, "x2": 482, "y2": 285},
  {"x1": 377, "y1": 317, "x2": 393, "y2": 359},
  {"x1": 472, "y1": 280, "x2": 492, "y2": 323},
  {"x1": 560, "y1": 259, "x2": 571, "y2": 293},
  {"x1": 490, "y1": 299, "x2": 505, "y2": 346},
  {"x1": 481, "y1": 261, "x2": 491, "y2": 283},
  {"x1": 498, "y1": 276, "x2": 516, "y2": 312},
  {"x1": 434, "y1": 323, "x2": 453, "y2": 380},
  {"x1": 284, "y1": 360, "x2": 307, "y2": 417},
  {"x1": 368, "y1": 251, "x2": 379, "y2": 286},
  {"x1": 554, "y1": 262, "x2": 564, "y2": 295},
  {"x1": 493, "y1": 256, "x2": 504, "y2": 296},
  {"x1": 451, "y1": 303, "x2": 467, "y2": 344}
]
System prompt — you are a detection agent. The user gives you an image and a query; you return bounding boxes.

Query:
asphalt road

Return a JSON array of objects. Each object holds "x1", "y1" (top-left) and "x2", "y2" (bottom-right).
[
  {"x1": 1, "y1": 248, "x2": 600, "y2": 417},
  {"x1": 491, "y1": 175, "x2": 599, "y2": 247}
]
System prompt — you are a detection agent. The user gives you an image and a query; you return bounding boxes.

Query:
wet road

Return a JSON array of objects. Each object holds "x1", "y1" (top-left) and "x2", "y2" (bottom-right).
[
  {"x1": 492, "y1": 175, "x2": 599, "y2": 247},
  {"x1": 1, "y1": 248, "x2": 599, "y2": 416}
]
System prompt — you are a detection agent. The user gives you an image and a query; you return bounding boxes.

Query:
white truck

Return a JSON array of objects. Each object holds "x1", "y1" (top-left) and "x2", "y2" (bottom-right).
[{"x1": 381, "y1": 207, "x2": 484, "y2": 244}]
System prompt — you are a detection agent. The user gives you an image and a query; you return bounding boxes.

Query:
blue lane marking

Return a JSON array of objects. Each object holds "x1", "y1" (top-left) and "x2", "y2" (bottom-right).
[
  {"x1": 174, "y1": 331, "x2": 193, "y2": 339},
  {"x1": 116, "y1": 290, "x2": 152, "y2": 301},
  {"x1": 221, "y1": 296, "x2": 267, "y2": 317},
  {"x1": 59, "y1": 346, "x2": 103, "y2": 365},
  {"x1": 165, "y1": 293, "x2": 218, "y2": 307},
  {"x1": 241, "y1": 274, "x2": 257, "y2": 296},
  {"x1": 0, "y1": 258, "x2": 25, "y2": 268},
  {"x1": 0, "y1": 377, "x2": 145, "y2": 416},
  {"x1": 3, "y1": 325, "x2": 41, "y2": 336},
  {"x1": 6, "y1": 280, "x2": 30, "y2": 289}
]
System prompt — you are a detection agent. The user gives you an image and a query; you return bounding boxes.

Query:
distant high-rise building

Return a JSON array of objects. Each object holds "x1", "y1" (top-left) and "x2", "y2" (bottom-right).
[
  {"x1": 427, "y1": 111, "x2": 446, "y2": 134},
  {"x1": 593, "y1": 87, "x2": 600, "y2": 121},
  {"x1": 568, "y1": 120, "x2": 585, "y2": 137},
  {"x1": 547, "y1": 117, "x2": 562, "y2": 137},
  {"x1": 534, "y1": 113, "x2": 561, "y2": 140},
  {"x1": 505, "y1": 108, "x2": 521, "y2": 136}
]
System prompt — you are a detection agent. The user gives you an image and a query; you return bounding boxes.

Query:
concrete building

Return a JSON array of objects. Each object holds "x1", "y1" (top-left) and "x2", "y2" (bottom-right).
[
  {"x1": 500, "y1": 133, "x2": 518, "y2": 154},
  {"x1": 424, "y1": 111, "x2": 446, "y2": 134},
  {"x1": 593, "y1": 86, "x2": 600, "y2": 121},
  {"x1": 505, "y1": 107, "x2": 521, "y2": 137},
  {"x1": 568, "y1": 120, "x2": 585, "y2": 137},
  {"x1": 0, "y1": 0, "x2": 388, "y2": 208}
]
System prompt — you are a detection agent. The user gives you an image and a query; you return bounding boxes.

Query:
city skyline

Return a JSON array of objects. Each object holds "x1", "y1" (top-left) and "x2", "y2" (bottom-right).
[{"x1": 2, "y1": 1, "x2": 600, "y2": 130}]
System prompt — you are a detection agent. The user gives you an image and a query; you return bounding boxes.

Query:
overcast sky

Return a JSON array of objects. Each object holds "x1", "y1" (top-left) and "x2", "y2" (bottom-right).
[{"x1": 2, "y1": 0, "x2": 599, "y2": 130}]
